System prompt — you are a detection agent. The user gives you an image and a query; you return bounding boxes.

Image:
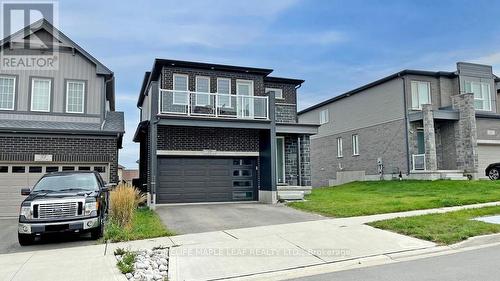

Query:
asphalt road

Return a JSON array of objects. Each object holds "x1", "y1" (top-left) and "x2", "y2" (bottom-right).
[
  {"x1": 288, "y1": 244, "x2": 500, "y2": 281},
  {"x1": 0, "y1": 218, "x2": 96, "y2": 254}
]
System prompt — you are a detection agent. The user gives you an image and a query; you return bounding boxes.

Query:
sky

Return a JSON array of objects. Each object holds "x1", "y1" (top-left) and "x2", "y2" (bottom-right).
[{"x1": 44, "y1": 0, "x2": 500, "y2": 168}]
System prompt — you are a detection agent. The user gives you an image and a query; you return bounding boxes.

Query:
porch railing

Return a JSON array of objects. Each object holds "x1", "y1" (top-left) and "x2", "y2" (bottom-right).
[
  {"x1": 412, "y1": 154, "x2": 426, "y2": 170},
  {"x1": 159, "y1": 89, "x2": 269, "y2": 120}
]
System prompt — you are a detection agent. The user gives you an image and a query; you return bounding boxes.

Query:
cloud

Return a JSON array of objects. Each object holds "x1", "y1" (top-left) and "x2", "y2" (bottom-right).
[{"x1": 471, "y1": 52, "x2": 500, "y2": 66}]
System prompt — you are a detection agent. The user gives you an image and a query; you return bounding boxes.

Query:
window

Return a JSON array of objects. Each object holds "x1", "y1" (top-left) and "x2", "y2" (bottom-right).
[
  {"x1": 46, "y1": 166, "x2": 59, "y2": 173},
  {"x1": 337, "y1": 137, "x2": 343, "y2": 158},
  {"x1": 236, "y1": 80, "x2": 253, "y2": 96},
  {"x1": 0, "y1": 76, "x2": 15, "y2": 110},
  {"x1": 352, "y1": 134, "x2": 359, "y2": 156},
  {"x1": 12, "y1": 166, "x2": 25, "y2": 173},
  {"x1": 94, "y1": 166, "x2": 106, "y2": 173},
  {"x1": 195, "y1": 76, "x2": 210, "y2": 106},
  {"x1": 266, "y1": 88, "x2": 283, "y2": 99},
  {"x1": 411, "y1": 81, "x2": 431, "y2": 110},
  {"x1": 217, "y1": 78, "x2": 231, "y2": 108},
  {"x1": 465, "y1": 81, "x2": 491, "y2": 111},
  {"x1": 66, "y1": 81, "x2": 85, "y2": 113},
  {"x1": 0, "y1": 166, "x2": 8, "y2": 173},
  {"x1": 31, "y1": 78, "x2": 51, "y2": 112},
  {"x1": 62, "y1": 166, "x2": 75, "y2": 171},
  {"x1": 29, "y1": 166, "x2": 42, "y2": 173},
  {"x1": 319, "y1": 109, "x2": 329, "y2": 124},
  {"x1": 173, "y1": 74, "x2": 189, "y2": 105}
]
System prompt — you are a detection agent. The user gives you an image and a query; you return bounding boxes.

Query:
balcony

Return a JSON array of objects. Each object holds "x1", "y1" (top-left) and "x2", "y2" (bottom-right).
[
  {"x1": 412, "y1": 154, "x2": 426, "y2": 170},
  {"x1": 159, "y1": 89, "x2": 269, "y2": 120}
]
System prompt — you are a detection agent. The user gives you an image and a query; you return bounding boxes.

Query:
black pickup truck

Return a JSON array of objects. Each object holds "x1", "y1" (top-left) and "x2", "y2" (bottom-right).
[{"x1": 18, "y1": 171, "x2": 110, "y2": 245}]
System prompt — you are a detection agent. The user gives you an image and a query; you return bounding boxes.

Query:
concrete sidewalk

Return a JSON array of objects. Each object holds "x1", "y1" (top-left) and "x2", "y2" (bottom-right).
[{"x1": 2, "y1": 201, "x2": 499, "y2": 281}]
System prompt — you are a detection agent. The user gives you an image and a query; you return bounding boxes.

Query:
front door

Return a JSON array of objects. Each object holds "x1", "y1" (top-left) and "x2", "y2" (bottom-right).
[
  {"x1": 236, "y1": 80, "x2": 254, "y2": 118},
  {"x1": 276, "y1": 137, "x2": 285, "y2": 184}
]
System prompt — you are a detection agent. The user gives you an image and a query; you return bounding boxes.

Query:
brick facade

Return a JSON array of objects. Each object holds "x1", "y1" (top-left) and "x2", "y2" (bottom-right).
[
  {"x1": 0, "y1": 134, "x2": 119, "y2": 183},
  {"x1": 157, "y1": 125, "x2": 260, "y2": 152}
]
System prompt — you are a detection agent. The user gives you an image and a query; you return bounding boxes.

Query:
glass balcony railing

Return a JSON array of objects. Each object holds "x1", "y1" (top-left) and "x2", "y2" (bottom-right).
[{"x1": 159, "y1": 89, "x2": 269, "y2": 120}]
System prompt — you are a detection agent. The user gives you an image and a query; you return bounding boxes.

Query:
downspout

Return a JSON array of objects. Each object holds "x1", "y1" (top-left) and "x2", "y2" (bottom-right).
[{"x1": 401, "y1": 75, "x2": 411, "y2": 175}]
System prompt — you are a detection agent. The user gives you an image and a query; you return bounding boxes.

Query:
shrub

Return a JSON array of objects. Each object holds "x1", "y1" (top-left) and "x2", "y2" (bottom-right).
[
  {"x1": 116, "y1": 251, "x2": 136, "y2": 274},
  {"x1": 109, "y1": 183, "x2": 146, "y2": 229}
]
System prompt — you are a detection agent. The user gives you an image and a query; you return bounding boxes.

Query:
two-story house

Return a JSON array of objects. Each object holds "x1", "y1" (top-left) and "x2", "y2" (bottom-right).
[
  {"x1": 134, "y1": 59, "x2": 317, "y2": 205},
  {"x1": 0, "y1": 20, "x2": 124, "y2": 217},
  {"x1": 298, "y1": 62, "x2": 500, "y2": 187}
]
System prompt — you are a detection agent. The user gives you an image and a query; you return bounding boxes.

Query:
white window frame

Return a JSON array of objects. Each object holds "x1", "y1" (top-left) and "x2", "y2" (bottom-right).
[
  {"x1": 410, "y1": 81, "x2": 431, "y2": 110},
  {"x1": 352, "y1": 134, "x2": 359, "y2": 156},
  {"x1": 30, "y1": 78, "x2": 51, "y2": 112},
  {"x1": 236, "y1": 79, "x2": 254, "y2": 96},
  {"x1": 465, "y1": 81, "x2": 492, "y2": 111},
  {"x1": 65, "y1": 80, "x2": 85, "y2": 114},
  {"x1": 236, "y1": 80, "x2": 254, "y2": 118},
  {"x1": 217, "y1": 77, "x2": 232, "y2": 108},
  {"x1": 173, "y1": 73, "x2": 189, "y2": 105},
  {"x1": 265, "y1": 88, "x2": 283, "y2": 99},
  {"x1": 319, "y1": 109, "x2": 329, "y2": 124},
  {"x1": 195, "y1": 76, "x2": 211, "y2": 106},
  {"x1": 0, "y1": 76, "x2": 16, "y2": 110},
  {"x1": 337, "y1": 137, "x2": 343, "y2": 158}
]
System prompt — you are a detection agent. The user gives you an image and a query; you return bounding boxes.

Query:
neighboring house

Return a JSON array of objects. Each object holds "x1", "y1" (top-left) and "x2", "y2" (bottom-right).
[
  {"x1": 117, "y1": 164, "x2": 139, "y2": 183},
  {"x1": 134, "y1": 59, "x2": 317, "y2": 205},
  {"x1": 0, "y1": 20, "x2": 124, "y2": 217},
  {"x1": 298, "y1": 62, "x2": 500, "y2": 187}
]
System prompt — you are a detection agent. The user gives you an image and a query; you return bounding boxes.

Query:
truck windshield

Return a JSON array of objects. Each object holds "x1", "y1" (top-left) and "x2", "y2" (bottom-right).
[{"x1": 33, "y1": 173, "x2": 99, "y2": 192}]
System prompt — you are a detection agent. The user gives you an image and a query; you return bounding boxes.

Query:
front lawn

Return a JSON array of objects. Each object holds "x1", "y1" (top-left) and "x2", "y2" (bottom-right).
[
  {"x1": 288, "y1": 180, "x2": 500, "y2": 217},
  {"x1": 368, "y1": 206, "x2": 500, "y2": 245},
  {"x1": 104, "y1": 208, "x2": 175, "y2": 242}
]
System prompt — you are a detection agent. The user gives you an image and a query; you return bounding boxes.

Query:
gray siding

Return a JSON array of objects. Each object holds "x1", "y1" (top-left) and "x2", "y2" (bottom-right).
[
  {"x1": 0, "y1": 49, "x2": 103, "y2": 118},
  {"x1": 476, "y1": 118, "x2": 500, "y2": 141},
  {"x1": 299, "y1": 78, "x2": 405, "y2": 138}
]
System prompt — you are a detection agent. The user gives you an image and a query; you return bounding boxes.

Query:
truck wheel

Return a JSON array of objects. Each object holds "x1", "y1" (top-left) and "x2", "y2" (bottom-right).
[
  {"x1": 18, "y1": 233, "x2": 35, "y2": 246},
  {"x1": 90, "y1": 224, "x2": 103, "y2": 240},
  {"x1": 489, "y1": 168, "x2": 500, "y2": 180}
]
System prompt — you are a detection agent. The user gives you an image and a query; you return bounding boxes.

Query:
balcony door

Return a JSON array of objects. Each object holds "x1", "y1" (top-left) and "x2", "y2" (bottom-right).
[{"x1": 236, "y1": 80, "x2": 254, "y2": 118}]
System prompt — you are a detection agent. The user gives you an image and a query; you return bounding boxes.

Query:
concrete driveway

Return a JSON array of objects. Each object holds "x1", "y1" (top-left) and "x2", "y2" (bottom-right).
[
  {"x1": 156, "y1": 202, "x2": 325, "y2": 234},
  {"x1": 0, "y1": 218, "x2": 96, "y2": 254}
]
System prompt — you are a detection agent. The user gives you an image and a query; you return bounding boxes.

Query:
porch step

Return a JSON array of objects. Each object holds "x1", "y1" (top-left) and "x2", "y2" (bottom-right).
[
  {"x1": 443, "y1": 173, "x2": 468, "y2": 180},
  {"x1": 277, "y1": 185, "x2": 312, "y2": 195},
  {"x1": 277, "y1": 190, "x2": 304, "y2": 201}
]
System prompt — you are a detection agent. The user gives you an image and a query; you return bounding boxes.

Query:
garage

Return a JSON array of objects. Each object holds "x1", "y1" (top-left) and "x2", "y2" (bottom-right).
[
  {"x1": 0, "y1": 163, "x2": 110, "y2": 217},
  {"x1": 477, "y1": 145, "x2": 500, "y2": 179},
  {"x1": 157, "y1": 157, "x2": 258, "y2": 203}
]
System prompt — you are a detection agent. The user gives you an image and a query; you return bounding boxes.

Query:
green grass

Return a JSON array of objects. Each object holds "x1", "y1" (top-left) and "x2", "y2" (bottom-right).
[
  {"x1": 116, "y1": 251, "x2": 136, "y2": 274},
  {"x1": 288, "y1": 180, "x2": 500, "y2": 217},
  {"x1": 104, "y1": 208, "x2": 175, "y2": 242},
  {"x1": 368, "y1": 206, "x2": 500, "y2": 244}
]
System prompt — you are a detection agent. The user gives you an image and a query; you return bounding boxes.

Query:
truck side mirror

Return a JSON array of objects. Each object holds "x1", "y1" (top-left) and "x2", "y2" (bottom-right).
[{"x1": 21, "y1": 188, "x2": 31, "y2": 196}]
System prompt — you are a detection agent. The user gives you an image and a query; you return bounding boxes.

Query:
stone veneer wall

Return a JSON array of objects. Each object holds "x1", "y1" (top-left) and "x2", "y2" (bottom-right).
[{"x1": 452, "y1": 93, "x2": 478, "y2": 175}]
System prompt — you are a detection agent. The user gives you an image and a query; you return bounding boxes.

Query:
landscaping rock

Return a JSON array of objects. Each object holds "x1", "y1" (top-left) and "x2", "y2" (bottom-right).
[{"x1": 117, "y1": 247, "x2": 170, "y2": 281}]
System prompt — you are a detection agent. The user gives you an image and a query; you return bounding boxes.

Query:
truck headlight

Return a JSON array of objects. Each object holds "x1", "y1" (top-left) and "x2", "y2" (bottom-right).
[
  {"x1": 20, "y1": 206, "x2": 31, "y2": 219},
  {"x1": 84, "y1": 201, "x2": 98, "y2": 216}
]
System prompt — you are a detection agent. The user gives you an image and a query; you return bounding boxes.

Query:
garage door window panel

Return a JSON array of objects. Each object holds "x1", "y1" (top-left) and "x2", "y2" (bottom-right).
[
  {"x1": 29, "y1": 166, "x2": 43, "y2": 173},
  {"x1": 0, "y1": 166, "x2": 8, "y2": 173},
  {"x1": 12, "y1": 166, "x2": 26, "y2": 173},
  {"x1": 46, "y1": 166, "x2": 59, "y2": 173}
]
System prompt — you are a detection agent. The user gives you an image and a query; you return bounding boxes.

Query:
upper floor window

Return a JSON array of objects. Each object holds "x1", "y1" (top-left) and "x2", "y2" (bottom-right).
[
  {"x1": 0, "y1": 76, "x2": 15, "y2": 110},
  {"x1": 236, "y1": 80, "x2": 254, "y2": 96},
  {"x1": 173, "y1": 74, "x2": 189, "y2": 105},
  {"x1": 319, "y1": 109, "x2": 329, "y2": 124},
  {"x1": 465, "y1": 81, "x2": 491, "y2": 111},
  {"x1": 337, "y1": 137, "x2": 343, "y2": 158},
  {"x1": 66, "y1": 81, "x2": 85, "y2": 113},
  {"x1": 31, "y1": 78, "x2": 51, "y2": 112},
  {"x1": 352, "y1": 134, "x2": 359, "y2": 156},
  {"x1": 266, "y1": 88, "x2": 283, "y2": 99},
  {"x1": 195, "y1": 76, "x2": 210, "y2": 106},
  {"x1": 410, "y1": 81, "x2": 431, "y2": 110},
  {"x1": 217, "y1": 78, "x2": 231, "y2": 108}
]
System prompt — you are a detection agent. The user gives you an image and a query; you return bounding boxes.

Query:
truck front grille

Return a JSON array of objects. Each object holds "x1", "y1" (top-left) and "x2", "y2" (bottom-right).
[{"x1": 38, "y1": 202, "x2": 79, "y2": 219}]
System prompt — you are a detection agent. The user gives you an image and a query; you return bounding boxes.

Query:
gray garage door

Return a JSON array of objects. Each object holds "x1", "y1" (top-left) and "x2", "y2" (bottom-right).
[{"x1": 157, "y1": 157, "x2": 257, "y2": 203}]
